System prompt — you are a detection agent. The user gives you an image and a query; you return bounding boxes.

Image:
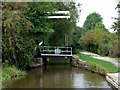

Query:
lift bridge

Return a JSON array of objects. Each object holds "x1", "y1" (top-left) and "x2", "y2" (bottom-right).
[{"x1": 37, "y1": 11, "x2": 72, "y2": 59}]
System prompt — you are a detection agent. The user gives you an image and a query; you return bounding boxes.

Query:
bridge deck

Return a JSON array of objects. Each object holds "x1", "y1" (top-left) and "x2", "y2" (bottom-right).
[
  {"x1": 39, "y1": 46, "x2": 72, "y2": 59},
  {"x1": 41, "y1": 54, "x2": 72, "y2": 59}
]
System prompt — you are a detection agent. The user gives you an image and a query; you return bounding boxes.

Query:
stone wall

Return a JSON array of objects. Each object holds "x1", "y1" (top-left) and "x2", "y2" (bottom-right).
[
  {"x1": 71, "y1": 55, "x2": 108, "y2": 76},
  {"x1": 71, "y1": 55, "x2": 89, "y2": 70}
]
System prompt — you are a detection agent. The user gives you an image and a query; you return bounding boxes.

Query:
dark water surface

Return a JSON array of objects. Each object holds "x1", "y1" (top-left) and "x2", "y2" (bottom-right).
[{"x1": 7, "y1": 59, "x2": 112, "y2": 88}]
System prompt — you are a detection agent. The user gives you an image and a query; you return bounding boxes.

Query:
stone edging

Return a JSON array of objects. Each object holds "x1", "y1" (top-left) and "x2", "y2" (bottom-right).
[{"x1": 71, "y1": 55, "x2": 89, "y2": 70}]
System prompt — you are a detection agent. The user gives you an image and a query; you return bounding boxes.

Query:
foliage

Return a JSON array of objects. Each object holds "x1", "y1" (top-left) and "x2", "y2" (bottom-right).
[
  {"x1": 112, "y1": 2, "x2": 120, "y2": 32},
  {"x1": 107, "y1": 32, "x2": 119, "y2": 57},
  {"x1": 111, "y1": 2, "x2": 120, "y2": 57},
  {"x1": 78, "y1": 54, "x2": 120, "y2": 73},
  {"x1": 83, "y1": 12, "x2": 108, "y2": 32},
  {"x1": 2, "y1": 64, "x2": 26, "y2": 86},
  {"x1": 72, "y1": 26, "x2": 86, "y2": 53},
  {"x1": 49, "y1": 2, "x2": 80, "y2": 46},
  {"x1": 2, "y1": 2, "x2": 36, "y2": 68},
  {"x1": 79, "y1": 22, "x2": 118, "y2": 56},
  {"x1": 25, "y1": 2, "x2": 55, "y2": 45},
  {"x1": 73, "y1": 27, "x2": 85, "y2": 43},
  {"x1": 83, "y1": 12, "x2": 103, "y2": 30},
  {"x1": 79, "y1": 16, "x2": 109, "y2": 54},
  {"x1": 79, "y1": 30, "x2": 96, "y2": 52}
]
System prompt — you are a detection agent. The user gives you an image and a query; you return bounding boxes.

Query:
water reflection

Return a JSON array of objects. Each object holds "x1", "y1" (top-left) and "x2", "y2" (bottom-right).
[{"x1": 6, "y1": 59, "x2": 111, "y2": 88}]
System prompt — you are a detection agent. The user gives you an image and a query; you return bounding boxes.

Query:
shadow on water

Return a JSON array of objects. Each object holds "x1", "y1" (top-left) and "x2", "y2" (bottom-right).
[{"x1": 5, "y1": 58, "x2": 113, "y2": 88}]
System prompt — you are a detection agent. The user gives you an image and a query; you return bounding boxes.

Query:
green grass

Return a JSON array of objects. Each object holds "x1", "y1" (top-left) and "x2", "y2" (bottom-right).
[
  {"x1": 1, "y1": 65, "x2": 26, "y2": 87},
  {"x1": 77, "y1": 54, "x2": 120, "y2": 73}
]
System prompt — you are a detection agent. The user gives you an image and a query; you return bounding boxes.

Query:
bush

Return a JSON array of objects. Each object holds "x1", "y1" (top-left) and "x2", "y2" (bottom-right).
[
  {"x1": 97, "y1": 44, "x2": 110, "y2": 56},
  {"x1": 88, "y1": 64, "x2": 108, "y2": 75},
  {"x1": 2, "y1": 3, "x2": 36, "y2": 69}
]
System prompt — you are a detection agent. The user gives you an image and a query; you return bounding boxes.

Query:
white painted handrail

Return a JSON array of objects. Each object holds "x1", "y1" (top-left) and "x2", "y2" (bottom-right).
[
  {"x1": 48, "y1": 16, "x2": 70, "y2": 19},
  {"x1": 40, "y1": 46, "x2": 72, "y2": 56},
  {"x1": 42, "y1": 46, "x2": 72, "y2": 48},
  {"x1": 47, "y1": 11, "x2": 70, "y2": 14}
]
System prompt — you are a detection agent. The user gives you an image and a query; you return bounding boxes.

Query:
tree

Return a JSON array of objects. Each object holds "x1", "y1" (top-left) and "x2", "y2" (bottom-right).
[
  {"x1": 79, "y1": 30, "x2": 95, "y2": 51},
  {"x1": 79, "y1": 23, "x2": 110, "y2": 54},
  {"x1": 83, "y1": 12, "x2": 103, "y2": 30},
  {"x1": 111, "y1": 2, "x2": 120, "y2": 57},
  {"x1": 112, "y1": 2, "x2": 120, "y2": 32},
  {"x1": 72, "y1": 26, "x2": 85, "y2": 53}
]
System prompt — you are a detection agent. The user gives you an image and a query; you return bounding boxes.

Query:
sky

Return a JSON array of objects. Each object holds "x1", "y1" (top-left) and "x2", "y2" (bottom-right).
[{"x1": 76, "y1": 0, "x2": 118, "y2": 33}]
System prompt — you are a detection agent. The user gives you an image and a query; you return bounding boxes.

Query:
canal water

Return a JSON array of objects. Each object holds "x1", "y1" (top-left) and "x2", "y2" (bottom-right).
[{"x1": 6, "y1": 59, "x2": 112, "y2": 88}]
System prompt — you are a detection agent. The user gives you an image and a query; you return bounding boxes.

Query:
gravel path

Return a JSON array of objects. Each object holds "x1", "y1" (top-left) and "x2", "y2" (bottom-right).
[{"x1": 80, "y1": 52, "x2": 120, "y2": 68}]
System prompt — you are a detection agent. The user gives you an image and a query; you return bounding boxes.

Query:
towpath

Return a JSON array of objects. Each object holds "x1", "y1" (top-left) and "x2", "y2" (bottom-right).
[{"x1": 80, "y1": 52, "x2": 120, "y2": 68}]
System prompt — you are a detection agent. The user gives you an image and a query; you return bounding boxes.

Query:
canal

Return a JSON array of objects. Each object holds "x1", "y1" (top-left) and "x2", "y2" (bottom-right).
[{"x1": 6, "y1": 59, "x2": 112, "y2": 88}]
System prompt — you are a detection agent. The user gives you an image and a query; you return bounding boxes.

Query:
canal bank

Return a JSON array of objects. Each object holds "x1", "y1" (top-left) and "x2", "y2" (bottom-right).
[
  {"x1": 72, "y1": 55, "x2": 110, "y2": 75},
  {"x1": 5, "y1": 59, "x2": 112, "y2": 88},
  {"x1": 72, "y1": 53, "x2": 120, "y2": 89}
]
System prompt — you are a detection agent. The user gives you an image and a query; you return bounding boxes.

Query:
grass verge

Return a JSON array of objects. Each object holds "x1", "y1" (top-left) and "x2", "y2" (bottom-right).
[
  {"x1": 77, "y1": 54, "x2": 120, "y2": 73},
  {"x1": 1, "y1": 65, "x2": 26, "y2": 87}
]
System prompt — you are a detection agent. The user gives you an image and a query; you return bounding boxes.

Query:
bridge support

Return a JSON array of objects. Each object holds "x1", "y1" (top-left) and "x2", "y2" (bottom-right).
[{"x1": 37, "y1": 58, "x2": 43, "y2": 65}]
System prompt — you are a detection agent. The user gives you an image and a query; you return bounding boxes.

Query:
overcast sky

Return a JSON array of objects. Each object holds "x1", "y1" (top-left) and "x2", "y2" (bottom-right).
[{"x1": 76, "y1": 0, "x2": 118, "y2": 33}]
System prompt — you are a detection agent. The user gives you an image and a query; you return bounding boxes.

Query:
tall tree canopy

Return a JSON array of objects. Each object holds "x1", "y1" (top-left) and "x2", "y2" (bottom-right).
[{"x1": 83, "y1": 12, "x2": 103, "y2": 30}]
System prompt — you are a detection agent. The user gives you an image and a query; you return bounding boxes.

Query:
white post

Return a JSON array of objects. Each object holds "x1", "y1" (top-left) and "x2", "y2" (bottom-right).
[{"x1": 71, "y1": 47, "x2": 72, "y2": 56}]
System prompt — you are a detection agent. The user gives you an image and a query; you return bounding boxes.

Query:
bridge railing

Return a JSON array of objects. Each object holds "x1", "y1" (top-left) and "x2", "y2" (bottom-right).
[{"x1": 40, "y1": 46, "x2": 72, "y2": 56}]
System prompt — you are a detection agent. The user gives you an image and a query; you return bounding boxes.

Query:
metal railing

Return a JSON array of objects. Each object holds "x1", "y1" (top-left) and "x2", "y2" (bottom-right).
[{"x1": 40, "y1": 46, "x2": 72, "y2": 56}]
